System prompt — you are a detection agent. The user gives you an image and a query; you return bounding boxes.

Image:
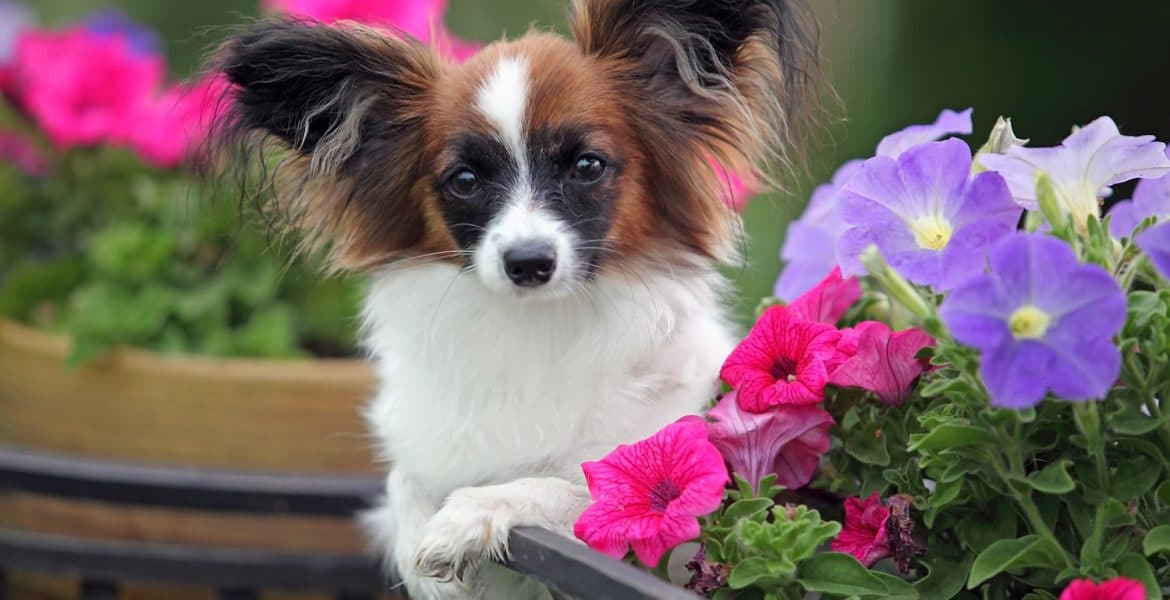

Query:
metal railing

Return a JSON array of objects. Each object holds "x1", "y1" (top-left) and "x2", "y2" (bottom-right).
[{"x1": 0, "y1": 445, "x2": 692, "y2": 599}]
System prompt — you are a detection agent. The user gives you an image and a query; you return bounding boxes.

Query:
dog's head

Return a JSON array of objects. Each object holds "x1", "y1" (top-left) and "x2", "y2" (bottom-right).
[{"x1": 212, "y1": 0, "x2": 818, "y2": 298}]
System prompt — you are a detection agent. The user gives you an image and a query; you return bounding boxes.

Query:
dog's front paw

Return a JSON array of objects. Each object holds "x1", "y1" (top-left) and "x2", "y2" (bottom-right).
[{"x1": 414, "y1": 487, "x2": 512, "y2": 583}]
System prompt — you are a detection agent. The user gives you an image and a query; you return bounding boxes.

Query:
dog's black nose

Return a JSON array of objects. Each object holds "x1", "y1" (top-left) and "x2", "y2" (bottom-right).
[{"x1": 503, "y1": 242, "x2": 556, "y2": 287}]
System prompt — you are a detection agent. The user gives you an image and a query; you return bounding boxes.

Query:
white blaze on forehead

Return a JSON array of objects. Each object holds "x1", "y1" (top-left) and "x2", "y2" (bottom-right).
[{"x1": 476, "y1": 56, "x2": 530, "y2": 180}]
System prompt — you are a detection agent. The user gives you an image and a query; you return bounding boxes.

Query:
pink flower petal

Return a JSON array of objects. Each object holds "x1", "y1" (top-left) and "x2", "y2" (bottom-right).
[
  {"x1": 828, "y1": 321, "x2": 934, "y2": 406},
  {"x1": 1060, "y1": 578, "x2": 1146, "y2": 600},
  {"x1": 831, "y1": 493, "x2": 892, "y2": 567},
  {"x1": 786, "y1": 266, "x2": 862, "y2": 325},
  {"x1": 706, "y1": 391, "x2": 833, "y2": 490},
  {"x1": 574, "y1": 419, "x2": 728, "y2": 568},
  {"x1": 721, "y1": 306, "x2": 841, "y2": 411}
]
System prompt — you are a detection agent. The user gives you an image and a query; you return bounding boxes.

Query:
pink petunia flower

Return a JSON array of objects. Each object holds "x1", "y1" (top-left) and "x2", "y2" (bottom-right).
[
  {"x1": 263, "y1": 0, "x2": 479, "y2": 62},
  {"x1": 706, "y1": 391, "x2": 833, "y2": 491},
  {"x1": 710, "y1": 158, "x2": 760, "y2": 212},
  {"x1": 786, "y1": 266, "x2": 862, "y2": 325},
  {"x1": 1059, "y1": 577, "x2": 1145, "y2": 600},
  {"x1": 574, "y1": 419, "x2": 729, "y2": 568},
  {"x1": 829, "y1": 321, "x2": 934, "y2": 407},
  {"x1": 10, "y1": 27, "x2": 163, "y2": 148},
  {"x1": 721, "y1": 306, "x2": 842, "y2": 411},
  {"x1": 121, "y1": 74, "x2": 230, "y2": 168},
  {"x1": 831, "y1": 492, "x2": 892, "y2": 568}
]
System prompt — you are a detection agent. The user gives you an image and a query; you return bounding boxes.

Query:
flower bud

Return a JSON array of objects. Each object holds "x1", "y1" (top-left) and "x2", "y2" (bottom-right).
[{"x1": 860, "y1": 245, "x2": 933, "y2": 321}]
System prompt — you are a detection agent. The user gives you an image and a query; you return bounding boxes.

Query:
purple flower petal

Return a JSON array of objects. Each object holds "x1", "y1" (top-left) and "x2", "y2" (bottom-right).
[
  {"x1": 876, "y1": 108, "x2": 973, "y2": 159},
  {"x1": 979, "y1": 117, "x2": 1170, "y2": 222},
  {"x1": 1137, "y1": 220, "x2": 1170, "y2": 279},
  {"x1": 837, "y1": 139, "x2": 1019, "y2": 290},
  {"x1": 84, "y1": 9, "x2": 160, "y2": 56},
  {"x1": 775, "y1": 160, "x2": 860, "y2": 300},
  {"x1": 0, "y1": 1, "x2": 33, "y2": 62},
  {"x1": 940, "y1": 233, "x2": 1126, "y2": 409},
  {"x1": 1108, "y1": 149, "x2": 1170, "y2": 238}
]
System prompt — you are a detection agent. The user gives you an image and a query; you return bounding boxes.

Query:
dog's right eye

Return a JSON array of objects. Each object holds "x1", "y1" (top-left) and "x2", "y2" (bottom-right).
[{"x1": 448, "y1": 168, "x2": 479, "y2": 198}]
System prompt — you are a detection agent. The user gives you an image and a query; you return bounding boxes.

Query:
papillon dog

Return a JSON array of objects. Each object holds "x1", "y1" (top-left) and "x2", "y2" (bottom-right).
[{"x1": 211, "y1": 1, "x2": 817, "y2": 597}]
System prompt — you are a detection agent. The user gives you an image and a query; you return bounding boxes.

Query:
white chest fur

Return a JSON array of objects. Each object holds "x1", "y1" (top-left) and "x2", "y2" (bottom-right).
[{"x1": 360, "y1": 260, "x2": 737, "y2": 504}]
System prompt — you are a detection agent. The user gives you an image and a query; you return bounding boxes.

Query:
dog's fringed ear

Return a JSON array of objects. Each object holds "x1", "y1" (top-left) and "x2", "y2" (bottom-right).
[
  {"x1": 570, "y1": 0, "x2": 819, "y2": 178},
  {"x1": 211, "y1": 18, "x2": 443, "y2": 270}
]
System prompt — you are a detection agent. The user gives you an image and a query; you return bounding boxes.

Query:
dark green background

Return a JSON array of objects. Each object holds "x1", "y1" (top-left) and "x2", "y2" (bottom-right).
[{"x1": 27, "y1": 0, "x2": 1170, "y2": 320}]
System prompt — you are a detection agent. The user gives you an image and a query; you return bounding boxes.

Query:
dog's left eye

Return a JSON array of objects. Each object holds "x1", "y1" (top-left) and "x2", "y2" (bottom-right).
[{"x1": 570, "y1": 154, "x2": 606, "y2": 184}]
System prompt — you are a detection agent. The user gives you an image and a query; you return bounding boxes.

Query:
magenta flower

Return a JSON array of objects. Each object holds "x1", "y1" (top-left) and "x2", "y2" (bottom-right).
[
  {"x1": 875, "y1": 107, "x2": 973, "y2": 159},
  {"x1": 11, "y1": 27, "x2": 163, "y2": 148},
  {"x1": 940, "y1": 233, "x2": 1126, "y2": 408},
  {"x1": 1108, "y1": 148, "x2": 1170, "y2": 238},
  {"x1": 777, "y1": 108, "x2": 973, "y2": 300},
  {"x1": 705, "y1": 391, "x2": 833, "y2": 491},
  {"x1": 980, "y1": 117, "x2": 1170, "y2": 225},
  {"x1": 574, "y1": 419, "x2": 728, "y2": 568},
  {"x1": 721, "y1": 306, "x2": 842, "y2": 411},
  {"x1": 710, "y1": 158, "x2": 759, "y2": 212},
  {"x1": 775, "y1": 160, "x2": 860, "y2": 300},
  {"x1": 264, "y1": 0, "x2": 478, "y2": 62},
  {"x1": 121, "y1": 75, "x2": 229, "y2": 168},
  {"x1": 786, "y1": 267, "x2": 862, "y2": 325},
  {"x1": 837, "y1": 138, "x2": 1022, "y2": 290},
  {"x1": 831, "y1": 493, "x2": 892, "y2": 568},
  {"x1": 1136, "y1": 221, "x2": 1170, "y2": 280},
  {"x1": 829, "y1": 321, "x2": 934, "y2": 407},
  {"x1": 1059, "y1": 578, "x2": 1145, "y2": 600}
]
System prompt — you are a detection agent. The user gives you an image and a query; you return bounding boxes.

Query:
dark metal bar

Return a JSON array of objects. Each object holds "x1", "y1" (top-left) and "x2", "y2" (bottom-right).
[
  {"x1": 217, "y1": 588, "x2": 259, "y2": 600},
  {"x1": 0, "y1": 445, "x2": 382, "y2": 516},
  {"x1": 0, "y1": 529, "x2": 390, "y2": 594},
  {"x1": 80, "y1": 579, "x2": 118, "y2": 600},
  {"x1": 0, "y1": 566, "x2": 7, "y2": 600},
  {"x1": 504, "y1": 527, "x2": 696, "y2": 600}
]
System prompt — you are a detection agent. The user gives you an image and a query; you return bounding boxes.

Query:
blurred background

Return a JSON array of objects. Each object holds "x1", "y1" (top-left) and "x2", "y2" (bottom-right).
[
  {"x1": 18, "y1": 0, "x2": 1170, "y2": 320},
  {"x1": 1, "y1": 1, "x2": 1168, "y2": 598}
]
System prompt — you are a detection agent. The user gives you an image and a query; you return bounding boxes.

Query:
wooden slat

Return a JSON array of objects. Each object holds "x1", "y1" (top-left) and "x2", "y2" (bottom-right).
[
  {"x1": 0, "y1": 529, "x2": 390, "y2": 594},
  {"x1": 0, "y1": 445, "x2": 382, "y2": 516},
  {"x1": 80, "y1": 579, "x2": 118, "y2": 600}
]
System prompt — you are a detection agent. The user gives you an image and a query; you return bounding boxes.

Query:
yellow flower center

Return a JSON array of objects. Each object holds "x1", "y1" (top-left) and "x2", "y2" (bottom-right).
[
  {"x1": 910, "y1": 215, "x2": 954, "y2": 250},
  {"x1": 1009, "y1": 305, "x2": 1051, "y2": 339}
]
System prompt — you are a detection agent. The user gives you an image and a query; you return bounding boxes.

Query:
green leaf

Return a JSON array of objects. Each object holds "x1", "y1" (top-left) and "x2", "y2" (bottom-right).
[
  {"x1": 1142, "y1": 525, "x2": 1170, "y2": 556},
  {"x1": 1110, "y1": 457, "x2": 1162, "y2": 500},
  {"x1": 913, "y1": 555, "x2": 973, "y2": 599},
  {"x1": 1115, "y1": 553, "x2": 1160, "y2": 600},
  {"x1": 845, "y1": 421, "x2": 891, "y2": 466},
  {"x1": 1026, "y1": 460, "x2": 1075, "y2": 494},
  {"x1": 721, "y1": 497, "x2": 773, "y2": 524},
  {"x1": 918, "y1": 376, "x2": 979, "y2": 399},
  {"x1": 727, "y1": 557, "x2": 775, "y2": 589},
  {"x1": 797, "y1": 552, "x2": 917, "y2": 599},
  {"x1": 966, "y1": 535, "x2": 1065, "y2": 589},
  {"x1": 908, "y1": 424, "x2": 995, "y2": 452},
  {"x1": 1157, "y1": 481, "x2": 1170, "y2": 506},
  {"x1": 1108, "y1": 401, "x2": 1163, "y2": 435}
]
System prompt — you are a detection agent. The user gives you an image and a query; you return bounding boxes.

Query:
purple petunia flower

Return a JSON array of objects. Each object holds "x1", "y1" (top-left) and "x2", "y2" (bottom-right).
[
  {"x1": 939, "y1": 233, "x2": 1126, "y2": 409},
  {"x1": 776, "y1": 108, "x2": 973, "y2": 300},
  {"x1": 836, "y1": 138, "x2": 1023, "y2": 290},
  {"x1": 979, "y1": 117, "x2": 1170, "y2": 226},
  {"x1": 876, "y1": 107, "x2": 973, "y2": 159},
  {"x1": 84, "y1": 9, "x2": 160, "y2": 56},
  {"x1": 1108, "y1": 148, "x2": 1170, "y2": 239},
  {"x1": 774, "y1": 160, "x2": 859, "y2": 300},
  {"x1": 1136, "y1": 221, "x2": 1170, "y2": 280}
]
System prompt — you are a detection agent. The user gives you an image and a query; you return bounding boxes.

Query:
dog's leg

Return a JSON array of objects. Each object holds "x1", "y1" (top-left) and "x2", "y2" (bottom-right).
[
  {"x1": 363, "y1": 469, "x2": 474, "y2": 599},
  {"x1": 413, "y1": 477, "x2": 592, "y2": 584}
]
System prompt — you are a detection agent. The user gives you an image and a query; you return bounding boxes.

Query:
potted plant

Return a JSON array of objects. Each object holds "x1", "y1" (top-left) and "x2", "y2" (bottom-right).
[{"x1": 571, "y1": 110, "x2": 1170, "y2": 599}]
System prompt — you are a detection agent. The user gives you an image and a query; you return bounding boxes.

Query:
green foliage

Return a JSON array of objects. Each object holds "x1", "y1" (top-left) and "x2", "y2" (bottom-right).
[{"x1": 0, "y1": 146, "x2": 361, "y2": 363}]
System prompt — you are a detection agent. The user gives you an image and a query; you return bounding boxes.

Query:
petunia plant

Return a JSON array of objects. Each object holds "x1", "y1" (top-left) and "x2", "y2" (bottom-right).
[{"x1": 574, "y1": 110, "x2": 1170, "y2": 599}]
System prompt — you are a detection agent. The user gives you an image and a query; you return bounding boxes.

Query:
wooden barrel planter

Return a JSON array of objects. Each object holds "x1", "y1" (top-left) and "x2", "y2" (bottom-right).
[{"x1": 0, "y1": 318, "x2": 388, "y2": 599}]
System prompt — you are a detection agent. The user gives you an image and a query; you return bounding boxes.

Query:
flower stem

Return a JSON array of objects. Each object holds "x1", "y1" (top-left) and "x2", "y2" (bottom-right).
[{"x1": 989, "y1": 440, "x2": 1077, "y2": 570}]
